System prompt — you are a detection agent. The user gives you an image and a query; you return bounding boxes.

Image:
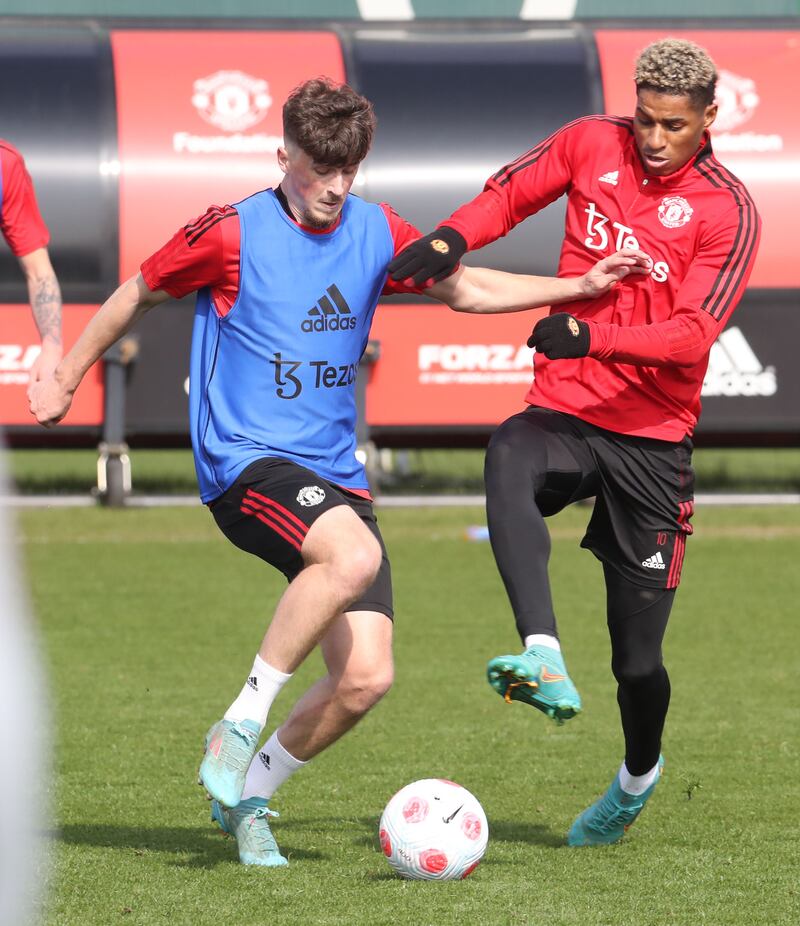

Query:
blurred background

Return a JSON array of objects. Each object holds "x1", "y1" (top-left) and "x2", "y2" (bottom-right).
[{"x1": 1, "y1": 1, "x2": 799, "y2": 501}]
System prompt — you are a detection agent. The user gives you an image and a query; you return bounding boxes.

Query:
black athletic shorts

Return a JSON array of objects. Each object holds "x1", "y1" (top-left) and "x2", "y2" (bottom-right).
[
  {"x1": 209, "y1": 457, "x2": 393, "y2": 618},
  {"x1": 504, "y1": 407, "x2": 695, "y2": 589}
]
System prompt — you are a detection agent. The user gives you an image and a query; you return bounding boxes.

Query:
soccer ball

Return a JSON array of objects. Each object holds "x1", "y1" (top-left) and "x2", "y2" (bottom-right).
[{"x1": 378, "y1": 778, "x2": 489, "y2": 880}]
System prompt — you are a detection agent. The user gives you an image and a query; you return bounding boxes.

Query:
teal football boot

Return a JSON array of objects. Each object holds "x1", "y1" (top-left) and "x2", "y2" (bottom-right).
[
  {"x1": 211, "y1": 797, "x2": 288, "y2": 867},
  {"x1": 487, "y1": 644, "x2": 581, "y2": 724},
  {"x1": 198, "y1": 718, "x2": 261, "y2": 808},
  {"x1": 568, "y1": 756, "x2": 664, "y2": 846}
]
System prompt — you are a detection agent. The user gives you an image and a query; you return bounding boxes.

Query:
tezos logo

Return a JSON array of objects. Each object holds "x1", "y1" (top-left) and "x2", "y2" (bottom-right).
[
  {"x1": 583, "y1": 203, "x2": 670, "y2": 282},
  {"x1": 658, "y1": 196, "x2": 693, "y2": 229},
  {"x1": 297, "y1": 486, "x2": 326, "y2": 507},
  {"x1": 191, "y1": 71, "x2": 272, "y2": 132}
]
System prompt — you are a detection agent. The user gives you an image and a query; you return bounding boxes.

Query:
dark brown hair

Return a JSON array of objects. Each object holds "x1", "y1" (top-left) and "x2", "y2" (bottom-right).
[{"x1": 282, "y1": 77, "x2": 376, "y2": 167}]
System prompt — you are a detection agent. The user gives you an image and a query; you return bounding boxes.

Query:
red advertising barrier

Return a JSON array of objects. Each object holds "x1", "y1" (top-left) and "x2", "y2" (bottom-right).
[
  {"x1": 111, "y1": 30, "x2": 345, "y2": 281},
  {"x1": 0, "y1": 306, "x2": 103, "y2": 426},
  {"x1": 596, "y1": 29, "x2": 800, "y2": 289},
  {"x1": 367, "y1": 304, "x2": 548, "y2": 427}
]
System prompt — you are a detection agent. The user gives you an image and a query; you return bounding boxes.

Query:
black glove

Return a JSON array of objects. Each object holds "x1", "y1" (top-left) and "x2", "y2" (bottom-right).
[
  {"x1": 387, "y1": 226, "x2": 467, "y2": 286},
  {"x1": 528, "y1": 313, "x2": 591, "y2": 360}
]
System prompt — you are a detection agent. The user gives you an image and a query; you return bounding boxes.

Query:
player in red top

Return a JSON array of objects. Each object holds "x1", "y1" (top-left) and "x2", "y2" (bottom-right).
[
  {"x1": 389, "y1": 38, "x2": 761, "y2": 846},
  {"x1": 0, "y1": 141, "x2": 62, "y2": 392}
]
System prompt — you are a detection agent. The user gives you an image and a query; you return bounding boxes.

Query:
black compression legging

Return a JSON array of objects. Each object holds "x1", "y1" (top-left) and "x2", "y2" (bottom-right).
[
  {"x1": 604, "y1": 564, "x2": 674, "y2": 775},
  {"x1": 484, "y1": 411, "x2": 674, "y2": 775}
]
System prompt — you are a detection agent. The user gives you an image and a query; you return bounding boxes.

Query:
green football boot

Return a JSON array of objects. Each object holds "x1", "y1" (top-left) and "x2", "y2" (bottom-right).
[
  {"x1": 567, "y1": 756, "x2": 664, "y2": 846},
  {"x1": 198, "y1": 718, "x2": 261, "y2": 808},
  {"x1": 211, "y1": 797, "x2": 288, "y2": 867},
  {"x1": 487, "y1": 644, "x2": 581, "y2": 724}
]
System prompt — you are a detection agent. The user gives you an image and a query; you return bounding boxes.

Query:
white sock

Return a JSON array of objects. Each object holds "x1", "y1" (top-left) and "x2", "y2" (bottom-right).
[
  {"x1": 524, "y1": 634, "x2": 561, "y2": 653},
  {"x1": 223, "y1": 655, "x2": 291, "y2": 729},
  {"x1": 242, "y1": 730, "x2": 306, "y2": 800},
  {"x1": 618, "y1": 760, "x2": 660, "y2": 796}
]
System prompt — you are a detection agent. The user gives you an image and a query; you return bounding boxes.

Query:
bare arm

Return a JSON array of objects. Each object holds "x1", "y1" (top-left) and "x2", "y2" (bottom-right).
[
  {"x1": 19, "y1": 247, "x2": 63, "y2": 390},
  {"x1": 29, "y1": 273, "x2": 170, "y2": 426},
  {"x1": 427, "y1": 250, "x2": 651, "y2": 314}
]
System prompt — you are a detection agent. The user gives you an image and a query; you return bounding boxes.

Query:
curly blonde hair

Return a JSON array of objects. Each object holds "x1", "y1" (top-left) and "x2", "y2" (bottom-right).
[{"x1": 634, "y1": 38, "x2": 717, "y2": 108}]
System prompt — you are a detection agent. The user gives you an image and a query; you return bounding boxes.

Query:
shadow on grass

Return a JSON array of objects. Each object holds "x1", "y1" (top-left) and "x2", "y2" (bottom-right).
[
  {"x1": 53, "y1": 824, "x2": 325, "y2": 869},
  {"x1": 354, "y1": 814, "x2": 564, "y2": 859},
  {"x1": 489, "y1": 818, "x2": 565, "y2": 849}
]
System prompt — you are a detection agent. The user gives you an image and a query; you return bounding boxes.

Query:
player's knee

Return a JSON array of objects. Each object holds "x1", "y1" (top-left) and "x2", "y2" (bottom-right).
[
  {"x1": 336, "y1": 533, "x2": 382, "y2": 599},
  {"x1": 612, "y1": 657, "x2": 665, "y2": 688},
  {"x1": 485, "y1": 420, "x2": 546, "y2": 490},
  {"x1": 485, "y1": 428, "x2": 518, "y2": 476},
  {"x1": 337, "y1": 664, "x2": 394, "y2": 716}
]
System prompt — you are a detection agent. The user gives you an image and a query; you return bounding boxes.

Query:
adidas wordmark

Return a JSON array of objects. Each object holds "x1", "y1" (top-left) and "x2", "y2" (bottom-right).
[{"x1": 642, "y1": 551, "x2": 666, "y2": 570}]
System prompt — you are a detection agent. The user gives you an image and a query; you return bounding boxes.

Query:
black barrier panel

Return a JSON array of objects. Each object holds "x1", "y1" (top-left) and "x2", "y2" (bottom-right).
[
  {"x1": 696, "y1": 290, "x2": 800, "y2": 437},
  {"x1": 0, "y1": 25, "x2": 118, "y2": 304},
  {"x1": 123, "y1": 298, "x2": 194, "y2": 438},
  {"x1": 349, "y1": 25, "x2": 600, "y2": 280}
]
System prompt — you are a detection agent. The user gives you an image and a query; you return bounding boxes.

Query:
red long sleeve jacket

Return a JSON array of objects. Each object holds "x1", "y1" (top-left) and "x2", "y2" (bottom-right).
[{"x1": 445, "y1": 116, "x2": 761, "y2": 440}]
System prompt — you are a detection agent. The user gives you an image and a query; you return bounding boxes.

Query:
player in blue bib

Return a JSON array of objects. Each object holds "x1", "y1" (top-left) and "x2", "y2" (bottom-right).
[{"x1": 30, "y1": 78, "x2": 648, "y2": 867}]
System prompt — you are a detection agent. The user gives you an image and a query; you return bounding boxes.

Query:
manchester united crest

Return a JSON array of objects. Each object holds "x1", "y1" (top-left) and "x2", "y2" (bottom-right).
[
  {"x1": 658, "y1": 196, "x2": 694, "y2": 229},
  {"x1": 297, "y1": 485, "x2": 326, "y2": 507}
]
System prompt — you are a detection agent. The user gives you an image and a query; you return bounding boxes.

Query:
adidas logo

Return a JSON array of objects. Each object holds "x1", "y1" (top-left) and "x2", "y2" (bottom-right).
[
  {"x1": 259, "y1": 752, "x2": 271, "y2": 770},
  {"x1": 301, "y1": 283, "x2": 356, "y2": 332},
  {"x1": 598, "y1": 170, "x2": 619, "y2": 186},
  {"x1": 642, "y1": 551, "x2": 666, "y2": 570},
  {"x1": 247, "y1": 676, "x2": 258, "y2": 691},
  {"x1": 702, "y1": 327, "x2": 776, "y2": 398}
]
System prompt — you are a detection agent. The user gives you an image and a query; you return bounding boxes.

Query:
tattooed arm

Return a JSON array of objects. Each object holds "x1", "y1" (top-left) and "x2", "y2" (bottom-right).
[{"x1": 19, "y1": 247, "x2": 63, "y2": 393}]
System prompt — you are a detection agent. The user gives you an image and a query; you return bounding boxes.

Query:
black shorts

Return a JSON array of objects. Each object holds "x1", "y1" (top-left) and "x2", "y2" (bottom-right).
[
  {"x1": 499, "y1": 407, "x2": 695, "y2": 589},
  {"x1": 209, "y1": 457, "x2": 393, "y2": 618}
]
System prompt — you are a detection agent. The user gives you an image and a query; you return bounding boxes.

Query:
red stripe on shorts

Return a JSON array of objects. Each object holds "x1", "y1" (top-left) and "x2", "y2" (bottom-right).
[
  {"x1": 667, "y1": 500, "x2": 694, "y2": 588},
  {"x1": 241, "y1": 493, "x2": 308, "y2": 541},
  {"x1": 244, "y1": 488, "x2": 309, "y2": 533},
  {"x1": 240, "y1": 500, "x2": 305, "y2": 551}
]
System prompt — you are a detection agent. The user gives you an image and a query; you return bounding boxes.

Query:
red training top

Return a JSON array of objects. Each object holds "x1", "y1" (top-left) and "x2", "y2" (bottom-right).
[
  {"x1": 445, "y1": 115, "x2": 761, "y2": 441},
  {"x1": 0, "y1": 141, "x2": 49, "y2": 257}
]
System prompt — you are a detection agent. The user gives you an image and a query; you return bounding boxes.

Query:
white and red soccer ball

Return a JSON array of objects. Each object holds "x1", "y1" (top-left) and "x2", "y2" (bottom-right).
[{"x1": 379, "y1": 778, "x2": 489, "y2": 880}]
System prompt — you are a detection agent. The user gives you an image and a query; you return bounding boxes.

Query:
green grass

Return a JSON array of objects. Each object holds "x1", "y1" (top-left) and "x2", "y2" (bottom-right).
[
  {"x1": 17, "y1": 502, "x2": 800, "y2": 925},
  {"x1": 5, "y1": 446, "x2": 800, "y2": 495}
]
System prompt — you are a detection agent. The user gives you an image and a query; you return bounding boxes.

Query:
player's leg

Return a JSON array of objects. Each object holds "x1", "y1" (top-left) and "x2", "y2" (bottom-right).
[
  {"x1": 247, "y1": 606, "x2": 393, "y2": 790},
  {"x1": 607, "y1": 567, "x2": 674, "y2": 776},
  {"x1": 200, "y1": 461, "x2": 382, "y2": 809},
  {"x1": 568, "y1": 433, "x2": 693, "y2": 845},
  {"x1": 484, "y1": 408, "x2": 597, "y2": 722},
  {"x1": 212, "y1": 609, "x2": 393, "y2": 866},
  {"x1": 244, "y1": 497, "x2": 392, "y2": 781},
  {"x1": 210, "y1": 494, "x2": 394, "y2": 866},
  {"x1": 568, "y1": 568, "x2": 673, "y2": 846}
]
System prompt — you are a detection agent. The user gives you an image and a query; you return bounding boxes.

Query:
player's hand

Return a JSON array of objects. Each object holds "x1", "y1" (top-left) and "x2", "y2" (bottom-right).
[
  {"x1": 26, "y1": 340, "x2": 63, "y2": 400},
  {"x1": 387, "y1": 226, "x2": 467, "y2": 287},
  {"x1": 528, "y1": 313, "x2": 590, "y2": 360},
  {"x1": 28, "y1": 372, "x2": 74, "y2": 427},
  {"x1": 580, "y1": 248, "x2": 652, "y2": 298}
]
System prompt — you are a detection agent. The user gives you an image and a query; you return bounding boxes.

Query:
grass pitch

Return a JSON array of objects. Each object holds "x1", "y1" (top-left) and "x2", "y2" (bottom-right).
[{"x1": 18, "y1": 502, "x2": 800, "y2": 926}]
